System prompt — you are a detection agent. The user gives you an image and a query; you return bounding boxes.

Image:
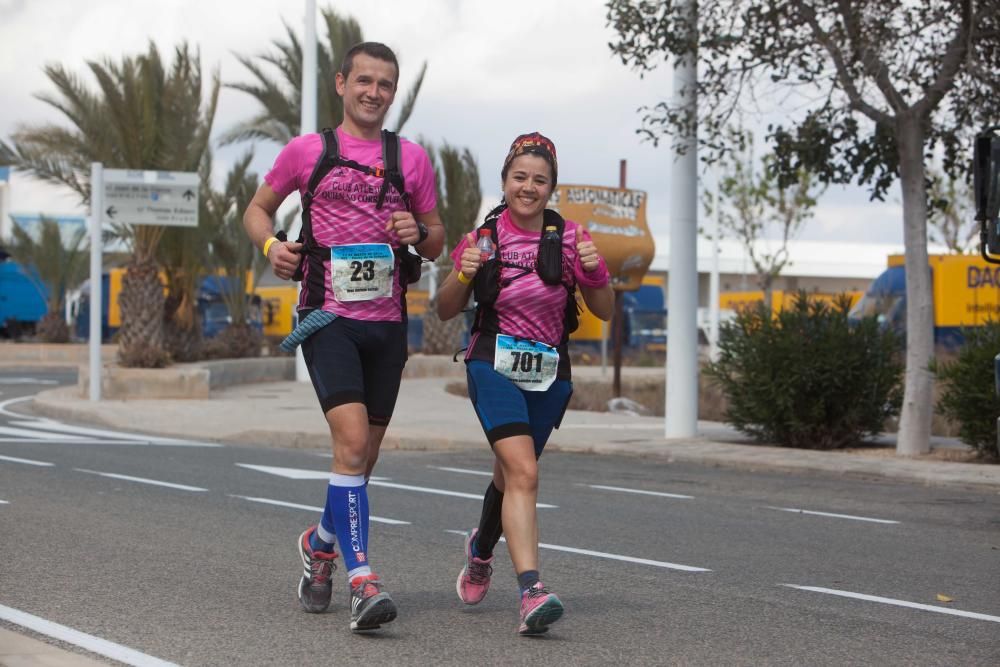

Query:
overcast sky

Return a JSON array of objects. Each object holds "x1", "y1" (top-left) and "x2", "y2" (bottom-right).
[{"x1": 0, "y1": 0, "x2": 906, "y2": 244}]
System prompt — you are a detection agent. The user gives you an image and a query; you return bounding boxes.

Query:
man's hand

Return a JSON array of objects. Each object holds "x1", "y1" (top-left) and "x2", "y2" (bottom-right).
[
  {"x1": 385, "y1": 211, "x2": 424, "y2": 245},
  {"x1": 268, "y1": 240, "x2": 303, "y2": 281}
]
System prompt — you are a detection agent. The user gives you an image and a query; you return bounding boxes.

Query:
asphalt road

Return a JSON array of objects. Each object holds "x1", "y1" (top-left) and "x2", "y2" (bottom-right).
[{"x1": 0, "y1": 369, "x2": 998, "y2": 666}]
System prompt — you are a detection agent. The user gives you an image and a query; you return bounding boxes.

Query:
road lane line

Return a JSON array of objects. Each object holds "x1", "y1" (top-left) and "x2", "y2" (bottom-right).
[
  {"x1": 0, "y1": 395, "x2": 40, "y2": 417},
  {"x1": 0, "y1": 454, "x2": 54, "y2": 466},
  {"x1": 74, "y1": 469, "x2": 207, "y2": 492},
  {"x1": 371, "y1": 480, "x2": 557, "y2": 509},
  {"x1": 0, "y1": 426, "x2": 87, "y2": 440},
  {"x1": 236, "y1": 463, "x2": 388, "y2": 481},
  {"x1": 783, "y1": 585, "x2": 1000, "y2": 623},
  {"x1": 765, "y1": 506, "x2": 899, "y2": 524},
  {"x1": 0, "y1": 500, "x2": 8, "y2": 504},
  {"x1": 445, "y1": 530, "x2": 711, "y2": 572},
  {"x1": 430, "y1": 466, "x2": 492, "y2": 476},
  {"x1": 0, "y1": 603, "x2": 179, "y2": 667},
  {"x1": 8, "y1": 419, "x2": 222, "y2": 447},
  {"x1": 230, "y1": 495, "x2": 410, "y2": 525},
  {"x1": 587, "y1": 484, "x2": 694, "y2": 499}
]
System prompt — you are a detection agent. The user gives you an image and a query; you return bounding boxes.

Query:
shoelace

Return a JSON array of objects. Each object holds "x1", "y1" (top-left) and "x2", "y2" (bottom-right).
[
  {"x1": 309, "y1": 554, "x2": 336, "y2": 585},
  {"x1": 524, "y1": 584, "x2": 551, "y2": 600},
  {"x1": 352, "y1": 577, "x2": 383, "y2": 599},
  {"x1": 467, "y1": 558, "x2": 493, "y2": 585}
]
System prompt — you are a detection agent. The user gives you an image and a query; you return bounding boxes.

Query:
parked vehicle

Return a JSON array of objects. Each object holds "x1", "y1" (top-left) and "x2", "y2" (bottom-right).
[
  {"x1": 571, "y1": 276, "x2": 667, "y2": 354},
  {"x1": 0, "y1": 258, "x2": 48, "y2": 338},
  {"x1": 849, "y1": 253, "x2": 1000, "y2": 348}
]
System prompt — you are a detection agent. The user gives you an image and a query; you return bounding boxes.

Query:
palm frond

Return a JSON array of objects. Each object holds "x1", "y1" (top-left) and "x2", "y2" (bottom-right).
[{"x1": 392, "y1": 60, "x2": 427, "y2": 134}]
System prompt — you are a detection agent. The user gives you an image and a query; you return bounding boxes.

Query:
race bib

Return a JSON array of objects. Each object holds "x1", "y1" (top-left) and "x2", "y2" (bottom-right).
[
  {"x1": 493, "y1": 334, "x2": 559, "y2": 392},
  {"x1": 330, "y1": 244, "x2": 395, "y2": 302}
]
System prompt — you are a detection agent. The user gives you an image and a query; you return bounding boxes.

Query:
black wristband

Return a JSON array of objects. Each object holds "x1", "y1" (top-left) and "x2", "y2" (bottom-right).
[{"x1": 415, "y1": 221, "x2": 429, "y2": 245}]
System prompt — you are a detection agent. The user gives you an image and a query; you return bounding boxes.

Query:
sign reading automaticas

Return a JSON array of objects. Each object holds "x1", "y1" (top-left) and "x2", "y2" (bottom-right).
[
  {"x1": 548, "y1": 184, "x2": 654, "y2": 291},
  {"x1": 102, "y1": 169, "x2": 199, "y2": 227}
]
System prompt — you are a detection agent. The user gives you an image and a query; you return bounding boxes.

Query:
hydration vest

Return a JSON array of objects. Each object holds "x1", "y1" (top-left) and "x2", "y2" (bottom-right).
[
  {"x1": 290, "y1": 127, "x2": 423, "y2": 312},
  {"x1": 470, "y1": 205, "x2": 581, "y2": 348}
]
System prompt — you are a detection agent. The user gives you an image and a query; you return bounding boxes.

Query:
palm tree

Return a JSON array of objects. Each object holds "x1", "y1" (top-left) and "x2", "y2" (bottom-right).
[
  {"x1": 201, "y1": 150, "x2": 265, "y2": 358},
  {"x1": 420, "y1": 141, "x2": 482, "y2": 354},
  {"x1": 8, "y1": 218, "x2": 88, "y2": 343},
  {"x1": 1, "y1": 42, "x2": 220, "y2": 367},
  {"x1": 220, "y1": 6, "x2": 426, "y2": 145}
]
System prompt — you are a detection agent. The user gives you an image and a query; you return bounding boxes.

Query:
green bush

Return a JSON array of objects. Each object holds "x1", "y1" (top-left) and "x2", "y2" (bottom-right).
[
  {"x1": 932, "y1": 323, "x2": 1000, "y2": 459},
  {"x1": 705, "y1": 292, "x2": 903, "y2": 449}
]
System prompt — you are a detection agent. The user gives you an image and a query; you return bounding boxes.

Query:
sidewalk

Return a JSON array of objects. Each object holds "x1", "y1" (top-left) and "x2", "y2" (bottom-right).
[{"x1": 26, "y1": 365, "x2": 1000, "y2": 493}]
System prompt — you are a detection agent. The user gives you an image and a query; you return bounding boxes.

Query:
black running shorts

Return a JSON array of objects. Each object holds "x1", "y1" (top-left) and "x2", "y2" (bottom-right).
[{"x1": 300, "y1": 315, "x2": 407, "y2": 427}]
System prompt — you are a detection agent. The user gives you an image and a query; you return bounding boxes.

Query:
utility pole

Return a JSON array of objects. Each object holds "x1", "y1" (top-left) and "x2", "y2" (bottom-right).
[
  {"x1": 665, "y1": 0, "x2": 699, "y2": 438},
  {"x1": 296, "y1": 0, "x2": 317, "y2": 383},
  {"x1": 612, "y1": 159, "x2": 627, "y2": 397}
]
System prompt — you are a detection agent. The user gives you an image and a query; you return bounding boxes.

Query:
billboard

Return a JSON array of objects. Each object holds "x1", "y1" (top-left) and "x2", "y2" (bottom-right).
[{"x1": 548, "y1": 184, "x2": 654, "y2": 291}]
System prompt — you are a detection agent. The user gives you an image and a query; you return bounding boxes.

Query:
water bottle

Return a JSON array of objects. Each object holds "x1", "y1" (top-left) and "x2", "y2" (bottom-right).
[{"x1": 477, "y1": 228, "x2": 495, "y2": 262}]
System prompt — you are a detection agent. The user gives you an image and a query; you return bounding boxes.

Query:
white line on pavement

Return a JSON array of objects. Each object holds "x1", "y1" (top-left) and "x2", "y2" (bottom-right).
[
  {"x1": 783, "y1": 585, "x2": 1000, "y2": 623},
  {"x1": 74, "y1": 469, "x2": 208, "y2": 492},
  {"x1": 587, "y1": 484, "x2": 694, "y2": 499},
  {"x1": 444, "y1": 530, "x2": 711, "y2": 572},
  {"x1": 430, "y1": 466, "x2": 492, "y2": 476},
  {"x1": 0, "y1": 425, "x2": 87, "y2": 440},
  {"x1": 0, "y1": 603, "x2": 179, "y2": 667},
  {"x1": 236, "y1": 463, "x2": 387, "y2": 481},
  {"x1": 0, "y1": 378, "x2": 58, "y2": 385},
  {"x1": 371, "y1": 480, "x2": 557, "y2": 509},
  {"x1": 0, "y1": 395, "x2": 39, "y2": 417},
  {"x1": 0, "y1": 499, "x2": 8, "y2": 504},
  {"x1": 765, "y1": 506, "x2": 899, "y2": 524},
  {"x1": 0, "y1": 454, "x2": 54, "y2": 466},
  {"x1": 8, "y1": 419, "x2": 222, "y2": 447},
  {"x1": 230, "y1": 495, "x2": 410, "y2": 525}
]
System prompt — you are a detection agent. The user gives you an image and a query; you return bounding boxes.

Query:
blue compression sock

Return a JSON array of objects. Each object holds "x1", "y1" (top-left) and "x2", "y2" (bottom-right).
[{"x1": 328, "y1": 473, "x2": 371, "y2": 577}]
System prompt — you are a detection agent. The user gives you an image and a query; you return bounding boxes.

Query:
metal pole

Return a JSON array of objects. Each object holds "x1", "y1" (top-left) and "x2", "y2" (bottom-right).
[
  {"x1": 709, "y1": 178, "x2": 721, "y2": 360},
  {"x1": 612, "y1": 159, "x2": 627, "y2": 398},
  {"x1": 89, "y1": 163, "x2": 103, "y2": 401},
  {"x1": 665, "y1": 0, "x2": 699, "y2": 438},
  {"x1": 295, "y1": 0, "x2": 318, "y2": 383}
]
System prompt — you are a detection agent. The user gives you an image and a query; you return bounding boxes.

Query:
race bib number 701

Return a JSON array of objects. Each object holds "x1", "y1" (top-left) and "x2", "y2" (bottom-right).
[{"x1": 493, "y1": 334, "x2": 559, "y2": 392}]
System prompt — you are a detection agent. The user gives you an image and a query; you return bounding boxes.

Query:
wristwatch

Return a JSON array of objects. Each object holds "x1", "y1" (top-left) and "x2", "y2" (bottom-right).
[{"x1": 415, "y1": 221, "x2": 429, "y2": 245}]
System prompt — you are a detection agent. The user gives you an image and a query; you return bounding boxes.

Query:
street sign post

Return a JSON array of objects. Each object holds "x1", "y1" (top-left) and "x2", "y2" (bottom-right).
[{"x1": 102, "y1": 169, "x2": 199, "y2": 227}]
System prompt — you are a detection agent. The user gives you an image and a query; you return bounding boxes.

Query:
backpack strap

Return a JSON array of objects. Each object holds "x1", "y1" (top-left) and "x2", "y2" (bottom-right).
[
  {"x1": 378, "y1": 129, "x2": 409, "y2": 211},
  {"x1": 302, "y1": 127, "x2": 340, "y2": 216}
]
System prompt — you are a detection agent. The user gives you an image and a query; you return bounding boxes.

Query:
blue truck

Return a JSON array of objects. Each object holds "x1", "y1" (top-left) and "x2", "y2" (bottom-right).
[{"x1": 0, "y1": 258, "x2": 48, "y2": 338}]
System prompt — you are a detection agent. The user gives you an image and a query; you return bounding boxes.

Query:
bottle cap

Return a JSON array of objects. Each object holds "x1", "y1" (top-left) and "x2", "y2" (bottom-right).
[{"x1": 478, "y1": 228, "x2": 491, "y2": 236}]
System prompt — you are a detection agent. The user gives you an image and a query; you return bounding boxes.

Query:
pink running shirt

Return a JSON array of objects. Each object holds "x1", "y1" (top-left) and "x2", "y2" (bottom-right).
[
  {"x1": 265, "y1": 127, "x2": 437, "y2": 322},
  {"x1": 451, "y1": 208, "x2": 608, "y2": 348}
]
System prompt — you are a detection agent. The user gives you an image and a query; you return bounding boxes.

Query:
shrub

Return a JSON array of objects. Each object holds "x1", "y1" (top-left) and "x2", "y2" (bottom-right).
[
  {"x1": 932, "y1": 322, "x2": 1000, "y2": 459},
  {"x1": 705, "y1": 292, "x2": 903, "y2": 449}
]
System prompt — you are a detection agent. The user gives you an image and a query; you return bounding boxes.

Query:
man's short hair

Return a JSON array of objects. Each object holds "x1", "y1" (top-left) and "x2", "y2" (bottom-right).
[{"x1": 340, "y1": 42, "x2": 399, "y2": 86}]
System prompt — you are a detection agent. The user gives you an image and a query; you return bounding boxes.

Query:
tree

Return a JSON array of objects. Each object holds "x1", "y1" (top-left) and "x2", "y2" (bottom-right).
[
  {"x1": 420, "y1": 141, "x2": 482, "y2": 354},
  {"x1": 201, "y1": 151, "x2": 265, "y2": 358},
  {"x1": 705, "y1": 129, "x2": 821, "y2": 305},
  {"x1": 927, "y1": 168, "x2": 977, "y2": 253},
  {"x1": 220, "y1": 7, "x2": 427, "y2": 146},
  {"x1": 8, "y1": 218, "x2": 88, "y2": 343},
  {"x1": 1, "y1": 42, "x2": 220, "y2": 367},
  {"x1": 607, "y1": 0, "x2": 1000, "y2": 455}
]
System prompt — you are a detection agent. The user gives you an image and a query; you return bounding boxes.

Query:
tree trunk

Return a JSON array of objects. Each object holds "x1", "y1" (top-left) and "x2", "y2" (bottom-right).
[
  {"x1": 895, "y1": 114, "x2": 934, "y2": 456},
  {"x1": 118, "y1": 257, "x2": 170, "y2": 368}
]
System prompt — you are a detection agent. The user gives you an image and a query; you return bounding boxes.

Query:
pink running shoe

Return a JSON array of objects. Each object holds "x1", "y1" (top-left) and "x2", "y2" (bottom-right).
[
  {"x1": 456, "y1": 529, "x2": 494, "y2": 605},
  {"x1": 518, "y1": 582, "x2": 564, "y2": 635}
]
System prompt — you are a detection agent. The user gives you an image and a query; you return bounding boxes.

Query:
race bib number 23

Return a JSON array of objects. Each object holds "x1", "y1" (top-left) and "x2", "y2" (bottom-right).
[
  {"x1": 330, "y1": 243, "x2": 394, "y2": 302},
  {"x1": 493, "y1": 334, "x2": 559, "y2": 392}
]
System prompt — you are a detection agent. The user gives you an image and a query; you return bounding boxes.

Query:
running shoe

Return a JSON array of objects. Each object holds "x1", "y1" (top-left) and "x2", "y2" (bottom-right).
[
  {"x1": 349, "y1": 574, "x2": 398, "y2": 633},
  {"x1": 518, "y1": 582, "x2": 564, "y2": 635},
  {"x1": 456, "y1": 529, "x2": 494, "y2": 605},
  {"x1": 296, "y1": 526, "x2": 338, "y2": 613}
]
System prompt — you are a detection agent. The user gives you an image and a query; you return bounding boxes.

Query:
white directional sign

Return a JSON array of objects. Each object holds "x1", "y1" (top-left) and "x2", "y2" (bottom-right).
[{"x1": 102, "y1": 169, "x2": 199, "y2": 227}]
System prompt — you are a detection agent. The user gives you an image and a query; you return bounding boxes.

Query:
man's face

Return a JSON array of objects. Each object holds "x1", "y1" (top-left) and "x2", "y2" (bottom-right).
[{"x1": 335, "y1": 54, "x2": 398, "y2": 131}]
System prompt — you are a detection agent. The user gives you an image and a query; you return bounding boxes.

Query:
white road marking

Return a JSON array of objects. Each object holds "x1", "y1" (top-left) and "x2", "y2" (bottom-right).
[
  {"x1": 445, "y1": 530, "x2": 710, "y2": 572},
  {"x1": 0, "y1": 437, "x2": 151, "y2": 445},
  {"x1": 371, "y1": 480, "x2": 557, "y2": 508},
  {"x1": 0, "y1": 395, "x2": 39, "y2": 417},
  {"x1": 0, "y1": 454, "x2": 54, "y2": 466},
  {"x1": 0, "y1": 378, "x2": 58, "y2": 385},
  {"x1": 0, "y1": 499, "x2": 8, "y2": 504},
  {"x1": 0, "y1": 603, "x2": 179, "y2": 667},
  {"x1": 559, "y1": 423, "x2": 664, "y2": 430},
  {"x1": 0, "y1": 425, "x2": 87, "y2": 440},
  {"x1": 765, "y1": 506, "x2": 899, "y2": 524},
  {"x1": 74, "y1": 468, "x2": 208, "y2": 492},
  {"x1": 588, "y1": 484, "x2": 694, "y2": 499},
  {"x1": 8, "y1": 419, "x2": 222, "y2": 447},
  {"x1": 236, "y1": 463, "x2": 387, "y2": 481},
  {"x1": 783, "y1": 585, "x2": 1000, "y2": 623},
  {"x1": 231, "y1": 495, "x2": 410, "y2": 525},
  {"x1": 430, "y1": 465, "x2": 492, "y2": 476}
]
